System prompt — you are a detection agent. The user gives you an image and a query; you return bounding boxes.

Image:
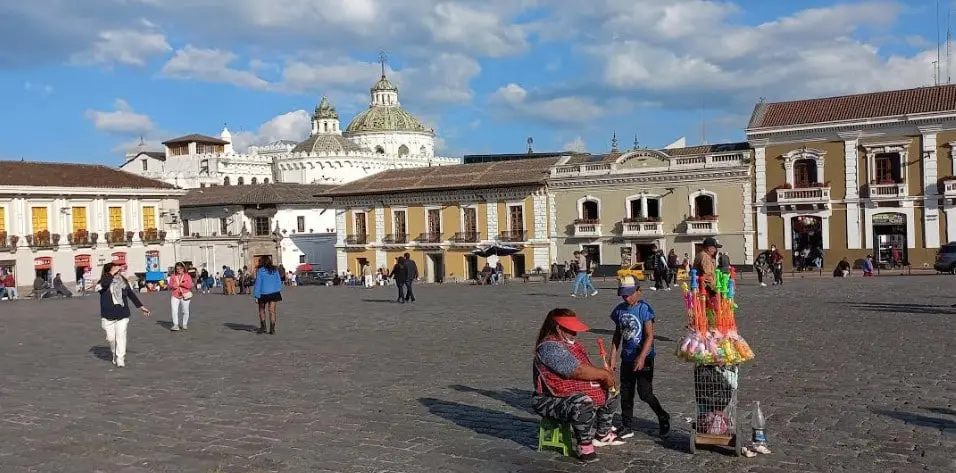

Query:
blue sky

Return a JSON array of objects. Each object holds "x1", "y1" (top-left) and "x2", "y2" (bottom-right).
[{"x1": 0, "y1": 0, "x2": 949, "y2": 163}]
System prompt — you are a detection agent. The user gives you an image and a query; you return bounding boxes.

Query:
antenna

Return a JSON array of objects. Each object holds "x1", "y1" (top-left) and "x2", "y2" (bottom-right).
[
  {"x1": 937, "y1": 0, "x2": 941, "y2": 85},
  {"x1": 700, "y1": 97, "x2": 707, "y2": 145},
  {"x1": 933, "y1": 60, "x2": 940, "y2": 86},
  {"x1": 948, "y1": 3, "x2": 952, "y2": 83}
]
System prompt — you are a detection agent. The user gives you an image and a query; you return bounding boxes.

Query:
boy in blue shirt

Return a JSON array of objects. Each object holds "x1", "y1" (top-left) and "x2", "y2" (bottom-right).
[{"x1": 610, "y1": 275, "x2": 670, "y2": 438}]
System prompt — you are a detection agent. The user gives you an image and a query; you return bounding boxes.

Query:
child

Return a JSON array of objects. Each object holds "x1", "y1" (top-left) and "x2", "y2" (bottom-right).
[{"x1": 610, "y1": 275, "x2": 670, "y2": 439}]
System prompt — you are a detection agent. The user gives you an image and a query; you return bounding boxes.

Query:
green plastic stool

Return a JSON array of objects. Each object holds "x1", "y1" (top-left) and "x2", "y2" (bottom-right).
[{"x1": 538, "y1": 418, "x2": 573, "y2": 456}]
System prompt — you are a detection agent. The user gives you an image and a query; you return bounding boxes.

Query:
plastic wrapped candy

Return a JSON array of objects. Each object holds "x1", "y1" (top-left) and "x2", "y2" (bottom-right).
[{"x1": 676, "y1": 268, "x2": 754, "y2": 365}]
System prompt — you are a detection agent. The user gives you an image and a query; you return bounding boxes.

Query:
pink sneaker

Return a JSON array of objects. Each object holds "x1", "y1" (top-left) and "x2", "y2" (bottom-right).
[
  {"x1": 577, "y1": 443, "x2": 597, "y2": 462},
  {"x1": 592, "y1": 432, "x2": 625, "y2": 447}
]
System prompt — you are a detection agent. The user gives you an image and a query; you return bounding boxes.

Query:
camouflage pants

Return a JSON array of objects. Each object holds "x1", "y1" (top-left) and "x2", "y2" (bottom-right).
[{"x1": 532, "y1": 392, "x2": 619, "y2": 444}]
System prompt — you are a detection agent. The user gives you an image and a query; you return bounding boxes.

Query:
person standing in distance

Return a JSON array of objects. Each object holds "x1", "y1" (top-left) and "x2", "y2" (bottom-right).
[
  {"x1": 97, "y1": 263, "x2": 151, "y2": 367},
  {"x1": 168, "y1": 262, "x2": 194, "y2": 331},
  {"x1": 403, "y1": 252, "x2": 418, "y2": 302}
]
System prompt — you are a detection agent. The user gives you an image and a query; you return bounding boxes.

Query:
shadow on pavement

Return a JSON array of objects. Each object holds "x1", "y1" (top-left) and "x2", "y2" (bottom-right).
[
  {"x1": 89, "y1": 345, "x2": 112, "y2": 362},
  {"x1": 448, "y1": 385, "x2": 534, "y2": 414},
  {"x1": 155, "y1": 320, "x2": 174, "y2": 329},
  {"x1": 418, "y1": 397, "x2": 538, "y2": 448},
  {"x1": 835, "y1": 301, "x2": 956, "y2": 315},
  {"x1": 871, "y1": 408, "x2": 956, "y2": 431},
  {"x1": 224, "y1": 322, "x2": 259, "y2": 332},
  {"x1": 923, "y1": 407, "x2": 956, "y2": 417},
  {"x1": 361, "y1": 299, "x2": 400, "y2": 303}
]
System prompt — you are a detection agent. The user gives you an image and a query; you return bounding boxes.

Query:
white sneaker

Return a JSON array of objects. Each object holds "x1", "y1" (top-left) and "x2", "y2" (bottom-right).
[
  {"x1": 590, "y1": 290, "x2": 598, "y2": 296},
  {"x1": 570, "y1": 293, "x2": 578, "y2": 298},
  {"x1": 116, "y1": 358, "x2": 125, "y2": 368},
  {"x1": 760, "y1": 282, "x2": 767, "y2": 287},
  {"x1": 592, "y1": 432, "x2": 625, "y2": 447},
  {"x1": 666, "y1": 286, "x2": 672, "y2": 291},
  {"x1": 650, "y1": 287, "x2": 657, "y2": 291}
]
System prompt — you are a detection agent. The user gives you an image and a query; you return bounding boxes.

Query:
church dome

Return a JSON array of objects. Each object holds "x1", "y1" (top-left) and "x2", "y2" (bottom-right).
[
  {"x1": 314, "y1": 96, "x2": 338, "y2": 120},
  {"x1": 345, "y1": 106, "x2": 432, "y2": 134},
  {"x1": 292, "y1": 134, "x2": 366, "y2": 154}
]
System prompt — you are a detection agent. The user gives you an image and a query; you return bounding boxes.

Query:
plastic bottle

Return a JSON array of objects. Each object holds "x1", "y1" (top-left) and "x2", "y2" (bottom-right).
[{"x1": 751, "y1": 401, "x2": 767, "y2": 445}]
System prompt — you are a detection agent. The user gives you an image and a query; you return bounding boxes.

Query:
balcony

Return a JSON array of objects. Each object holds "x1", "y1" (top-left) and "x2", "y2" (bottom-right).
[
  {"x1": 105, "y1": 229, "x2": 133, "y2": 247},
  {"x1": 382, "y1": 233, "x2": 409, "y2": 245},
  {"x1": 139, "y1": 228, "x2": 167, "y2": 245},
  {"x1": 865, "y1": 181, "x2": 907, "y2": 200},
  {"x1": 572, "y1": 219, "x2": 602, "y2": 238},
  {"x1": 0, "y1": 232, "x2": 17, "y2": 252},
  {"x1": 499, "y1": 230, "x2": 527, "y2": 242},
  {"x1": 622, "y1": 219, "x2": 664, "y2": 238},
  {"x1": 26, "y1": 231, "x2": 59, "y2": 251},
  {"x1": 684, "y1": 217, "x2": 719, "y2": 235},
  {"x1": 416, "y1": 232, "x2": 444, "y2": 246},
  {"x1": 344, "y1": 234, "x2": 368, "y2": 245},
  {"x1": 67, "y1": 230, "x2": 96, "y2": 248},
  {"x1": 942, "y1": 178, "x2": 956, "y2": 197},
  {"x1": 450, "y1": 232, "x2": 481, "y2": 245},
  {"x1": 775, "y1": 184, "x2": 831, "y2": 208}
]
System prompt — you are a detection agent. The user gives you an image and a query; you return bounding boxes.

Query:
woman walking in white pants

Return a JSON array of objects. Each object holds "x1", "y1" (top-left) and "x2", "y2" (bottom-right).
[
  {"x1": 97, "y1": 263, "x2": 150, "y2": 367},
  {"x1": 168, "y1": 262, "x2": 194, "y2": 331}
]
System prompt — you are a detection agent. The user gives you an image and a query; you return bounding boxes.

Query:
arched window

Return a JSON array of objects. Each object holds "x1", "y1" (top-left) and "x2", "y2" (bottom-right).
[
  {"x1": 223, "y1": 176, "x2": 230, "y2": 186},
  {"x1": 375, "y1": 146, "x2": 385, "y2": 154},
  {"x1": 263, "y1": 178, "x2": 270, "y2": 184},
  {"x1": 251, "y1": 177, "x2": 258, "y2": 184},
  {"x1": 793, "y1": 159, "x2": 818, "y2": 188},
  {"x1": 693, "y1": 194, "x2": 715, "y2": 218},
  {"x1": 398, "y1": 145, "x2": 409, "y2": 157},
  {"x1": 576, "y1": 197, "x2": 601, "y2": 221},
  {"x1": 237, "y1": 177, "x2": 244, "y2": 185}
]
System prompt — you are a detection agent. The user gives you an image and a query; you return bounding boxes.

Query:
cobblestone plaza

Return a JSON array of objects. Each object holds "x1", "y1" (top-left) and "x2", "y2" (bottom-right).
[{"x1": 0, "y1": 276, "x2": 953, "y2": 472}]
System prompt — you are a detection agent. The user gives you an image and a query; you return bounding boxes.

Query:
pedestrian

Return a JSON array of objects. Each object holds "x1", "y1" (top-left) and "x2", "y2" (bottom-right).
[
  {"x1": 52, "y1": 273, "x2": 73, "y2": 297},
  {"x1": 222, "y1": 265, "x2": 236, "y2": 295},
  {"x1": 666, "y1": 249, "x2": 679, "y2": 288},
  {"x1": 770, "y1": 244, "x2": 784, "y2": 285},
  {"x1": 97, "y1": 263, "x2": 151, "y2": 367},
  {"x1": 168, "y1": 262, "x2": 194, "y2": 331},
  {"x1": 389, "y1": 256, "x2": 407, "y2": 302},
  {"x1": 494, "y1": 261, "x2": 504, "y2": 285},
  {"x1": 253, "y1": 255, "x2": 283, "y2": 334},
  {"x1": 238, "y1": 267, "x2": 247, "y2": 294},
  {"x1": 1, "y1": 271, "x2": 18, "y2": 300},
  {"x1": 362, "y1": 263, "x2": 374, "y2": 288},
  {"x1": 651, "y1": 247, "x2": 667, "y2": 291},
  {"x1": 199, "y1": 267, "x2": 211, "y2": 294},
  {"x1": 403, "y1": 252, "x2": 418, "y2": 302},
  {"x1": 571, "y1": 251, "x2": 598, "y2": 297},
  {"x1": 532, "y1": 308, "x2": 622, "y2": 462},
  {"x1": 754, "y1": 250, "x2": 770, "y2": 287},
  {"x1": 610, "y1": 275, "x2": 671, "y2": 438}
]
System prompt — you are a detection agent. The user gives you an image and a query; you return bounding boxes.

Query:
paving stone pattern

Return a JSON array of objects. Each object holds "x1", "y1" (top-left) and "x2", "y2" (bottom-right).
[{"x1": 0, "y1": 276, "x2": 954, "y2": 472}]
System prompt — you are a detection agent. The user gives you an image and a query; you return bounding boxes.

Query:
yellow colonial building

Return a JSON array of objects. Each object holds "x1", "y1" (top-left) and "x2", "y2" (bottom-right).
[
  {"x1": 323, "y1": 159, "x2": 559, "y2": 282},
  {"x1": 748, "y1": 83, "x2": 956, "y2": 269}
]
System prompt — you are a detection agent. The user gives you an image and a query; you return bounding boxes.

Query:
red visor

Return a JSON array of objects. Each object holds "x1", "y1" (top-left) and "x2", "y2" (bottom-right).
[{"x1": 554, "y1": 314, "x2": 590, "y2": 333}]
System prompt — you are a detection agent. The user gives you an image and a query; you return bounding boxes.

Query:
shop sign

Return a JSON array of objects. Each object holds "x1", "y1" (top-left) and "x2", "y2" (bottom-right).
[
  {"x1": 111, "y1": 252, "x2": 127, "y2": 265},
  {"x1": 146, "y1": 250, "x2": 160, "y2": 257},
  {"x1": 873, "y1": 213, "x2": 905, "y2": 225},
  {"x1": 34, "y1": 257, "x2": 52, "y2": 269},
  {"x1": 74, "y1": 254, "x2": 91, "y2": 268},
  {"x1": 620, "y1": 247, "x2": 633, "y2": 267}
]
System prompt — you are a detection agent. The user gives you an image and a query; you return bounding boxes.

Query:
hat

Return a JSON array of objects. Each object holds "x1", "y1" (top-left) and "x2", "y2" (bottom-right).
[
  {"x1": 702, "y1": 237, "x2": 722, "y2": 248},
  {"x1": 617, "y1": 275, "x2": 641, "y2": 296},
  {"x1": 553, "y1": 312, "x2": 590, "y2": 333}
]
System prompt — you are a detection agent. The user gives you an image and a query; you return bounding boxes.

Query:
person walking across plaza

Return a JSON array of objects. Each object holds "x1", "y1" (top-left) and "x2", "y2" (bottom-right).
[
  {"x1": 361, "y1": 263, "x2": 374, "y2": 288},
  {"x1": 403, "y1": 252, "x2": 418, "y2": 302},
  {"x1": 97, "y1": 263, "x2": 150, "y2": 367},
  {"x1": 222, "y1": 265, "x2": 236, "y2": 295},
  {"x1": 532, "y1": 308, "x2": 623, "y2": 462},
  {"x1": 770, "y1": 244, "x2": 784, "y2": 285},
  {"x1": 253, "y1": 256, "x2": 283, "y2": 334},
  {"x1": 389, "y1": 256, "x2": 408, "y2": 302},
  {"x1": 666, "y1": 249, "x2": 679, "y2": 288},
  {"x1": 571, "y1": 251, "x2": 598, "y2": 297},
  {"x1": 610, "y1": 275, "x2": 670, "y2": 438},
  {"x1": 168, "y1": 262, "x2": 194, "y2": 331},
  {"x1": 651, "y1": 247, "x2": 668, "y2": 291},
  {"x1": 694, "y1": 237, "x2": 720, "y2": 292}
]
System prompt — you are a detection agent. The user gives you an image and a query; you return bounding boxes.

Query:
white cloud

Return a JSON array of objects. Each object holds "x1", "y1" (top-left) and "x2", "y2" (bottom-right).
[
  {"x1": 489, "y1": 83, "x2": 608, "y2": 125},
  {"x1": 24, "y1": 82, "x2": 53, "y2": 96},
  {"x1": 230, "y1": 110, "x2": 312, "y2": 152},
  {"x1": 160, "y1": 45, "x2": 270, "y2": 89},
  {"x1": 85, "y1": 99, "x2": 156, "y2": 135},
  {"x1": 70, "y1": 29, "x2": 171, "y2": 67},
  {"x1": 563, "y1": 136, "x2": 587, "y2": 153}
]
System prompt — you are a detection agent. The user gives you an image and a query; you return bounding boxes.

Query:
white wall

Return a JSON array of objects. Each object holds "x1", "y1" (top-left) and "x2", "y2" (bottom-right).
[{"x1": 346, "y1": 131, "x2": 435, "y2": 158}]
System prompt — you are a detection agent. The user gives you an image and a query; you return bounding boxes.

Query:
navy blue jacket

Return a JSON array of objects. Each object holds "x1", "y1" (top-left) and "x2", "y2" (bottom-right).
[{"x1": 98, "y1": 274, "x2": 144, "y2": 320}]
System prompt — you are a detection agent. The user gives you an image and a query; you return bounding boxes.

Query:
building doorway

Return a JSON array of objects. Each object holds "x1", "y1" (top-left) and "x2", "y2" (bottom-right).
[
  {"x1": 465, "y1": 254, "x2": 479, "y2": 281},
  {"x1": 791, "y1": 216, "x2": 824, "y2": 270},
  {"x1": 426, "y1": 253, "x2": 444, "y2": 283},
  {"x1": 356, "y1": 257, "x2": 369, "y2": 275},
  {"x1": 633, "y1": 243, "x2": 656, "y2": 266},
  {"x1": 511, "y1": 254, "x2": 526, "y2": 278},
  {"x1": 872, "y1": 213, "x2": 907, "y2": 267},
  {"x1": 581, "y1": 244, "x2": 600, "y2": 272}
]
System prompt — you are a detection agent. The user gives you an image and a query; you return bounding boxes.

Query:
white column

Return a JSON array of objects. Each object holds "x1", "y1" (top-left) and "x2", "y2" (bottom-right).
[
  {"x1": 640, "y1": 195, "x2": 648, "y2": 218},
  {"x1": 784, "y1": 162, "x2": 794, "y2": 186},
  {"x1": 816, "y1": 158, "x2": 825, "y2": 183},
  {"x1": 373, "y1": 205, "x2": 385, "y2": 243},
  {"x1": 947, "y1": 207, "x2": 956, "y2": 242},
  {"x1": 486, "y1": 200, "x2": 499, "y2": 240},
  {"x1": 532, "y1": 191, "x2": 548, "y2": 243},
  {"x1": 548, "y1": 192, "x2": 557, "y2": 259},
  {"x1": 922, "y1": 131, "x2": 940, "y2": 248},
  {"x1": 783, "y1": 216, "x2": 793, "y2": 250},
  {"x1": 843, "y1": 138, "x2": 862, "y2": 249},
  {"x1": 14, "y1": 197, "x2": 27, "y2": 235},
  {"x1": 753, "y1": 146, "x2": 768, "y2": 249},
  {"x1": 741, "y1": 181, "x2": 754, "y2": 264},
  {"x1": 335, "y1": 209, "x2": 346, "y2": 244}
]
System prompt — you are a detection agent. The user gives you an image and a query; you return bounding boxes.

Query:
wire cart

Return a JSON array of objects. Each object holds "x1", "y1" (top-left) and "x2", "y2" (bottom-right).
[{"x1": 690, "y1": 364, "x2": 741, "y2": 456}]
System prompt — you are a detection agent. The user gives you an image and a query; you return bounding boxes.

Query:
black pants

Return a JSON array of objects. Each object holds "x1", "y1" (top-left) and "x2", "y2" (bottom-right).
[
  {"x1": 396, "y1": 281, "x2": 406, "y2": 301},
  {"x1": 756, "y1": 268, "x2": 764, "y2": 284},
  {"x1": 619, "y1": 357, "x2": 669, "y2": 428},
  {"x1": 653, "y1": 270, "x2": 665, "y2": 289},
  {"x1": 404, "y1": 280, "x2": 415, "y2": 301},
  {"x1": 772, "y1": 263, "x2": 783, "y2": 284}
]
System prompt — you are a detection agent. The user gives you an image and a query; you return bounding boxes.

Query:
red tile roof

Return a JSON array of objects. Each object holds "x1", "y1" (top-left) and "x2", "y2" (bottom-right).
[
  {"x1": 0, "y1": 161, "x2": 178, "y2": 189},
  {"x1": 748, "y1": 84, "x2": 956, "y2": 129},
  {"x1": 181, "y1": 183, "x2": 335, "y2": 207},
  {"x1": 162, "y1": 134, "x2": 229, "y2": 145}
]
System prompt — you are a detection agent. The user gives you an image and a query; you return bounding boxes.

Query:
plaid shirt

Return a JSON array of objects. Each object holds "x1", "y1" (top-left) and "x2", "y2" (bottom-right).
[{"x1": 534, "y1": 336, "x2": 606, "y2": 405}]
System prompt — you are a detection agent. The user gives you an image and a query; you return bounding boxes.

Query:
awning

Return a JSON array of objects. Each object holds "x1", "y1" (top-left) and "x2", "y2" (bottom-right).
[
  {"x1": 34, "y1": 257, "x2": 52, "y2": 270},
  {"x1": 111, "y1": 252, "x2": 127, "y2": 265},
  {"x1": 75, "y1": 254, "x2": 91, "y2": 268},
  {"x1": 296, "y1": 263, "x2": 313, "y2": 272}
]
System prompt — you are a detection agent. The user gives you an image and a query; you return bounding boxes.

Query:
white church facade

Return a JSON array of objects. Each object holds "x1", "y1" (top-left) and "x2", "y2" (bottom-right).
[{"x1": 120, "y1": 68, "x2": 459, "y2": 189}]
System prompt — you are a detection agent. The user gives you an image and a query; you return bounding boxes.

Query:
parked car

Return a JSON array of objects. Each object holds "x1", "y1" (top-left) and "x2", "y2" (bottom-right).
[
  {"x1": 297, "y1": 270, "x2": 333, "y2": 286},
  {"x1": 934, "y1": 242, "x2": 956, "y2": 273}
]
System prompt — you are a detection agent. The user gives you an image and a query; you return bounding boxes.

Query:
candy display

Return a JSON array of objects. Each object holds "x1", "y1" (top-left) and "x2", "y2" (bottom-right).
[{"x1": 676, "y1": 268, "x2": 755, "y2": 365}]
